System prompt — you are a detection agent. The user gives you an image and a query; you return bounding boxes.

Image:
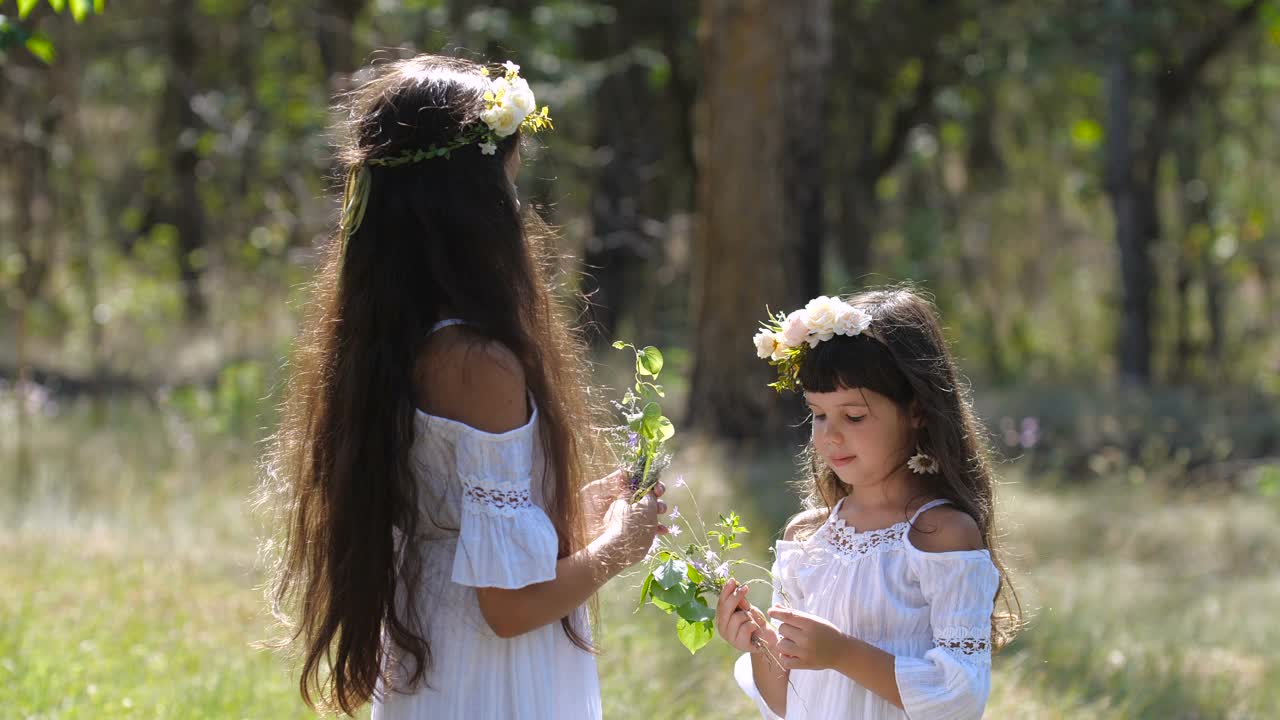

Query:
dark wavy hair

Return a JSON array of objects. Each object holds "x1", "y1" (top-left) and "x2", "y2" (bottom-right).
[
  {"x1": 793, "y1": 286, "x2": 1022, "y2": 649},
  {"x1": 257, "y1": 54, "x2": 596, "y2": 715}
]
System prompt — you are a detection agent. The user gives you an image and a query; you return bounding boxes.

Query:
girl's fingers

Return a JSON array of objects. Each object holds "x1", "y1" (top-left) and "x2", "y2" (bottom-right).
[
  {"x1": 777, "y1": 622, "x2": 807, "y2": 641},
  {"x1": 653, "y1": 482, "x2": 665, "y2": 497},
  {"x1": 716, "y1": 579, "x2": 740, "y2": 619},
  {"x1": 724, "y1": 610, "x2": 750, "y2": 645},
  {"x1": 656, "y1": 500, "x2": 667, "y2": 514}
]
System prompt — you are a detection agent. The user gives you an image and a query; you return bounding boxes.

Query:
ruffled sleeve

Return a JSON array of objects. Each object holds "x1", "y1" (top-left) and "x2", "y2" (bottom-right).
[
  {"x1": 894, "y1": 548, "x2": 1000, "y2": 720},
  {"x1": 449, "y1": 419, "x2": 559, "y2": 589}
]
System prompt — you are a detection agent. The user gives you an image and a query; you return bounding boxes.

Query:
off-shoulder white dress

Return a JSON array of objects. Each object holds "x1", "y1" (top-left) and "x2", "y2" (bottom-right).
[
  {"x1": 735, "y1": 498, "x2": 999, "y2": 720},
  {"x1": 372, "y1": 319, "x2": 600, "y2": 720}
]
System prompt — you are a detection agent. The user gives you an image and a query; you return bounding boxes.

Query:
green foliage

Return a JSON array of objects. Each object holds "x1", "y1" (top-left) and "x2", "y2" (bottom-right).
[
  {"x1": 635, "y1": 498, "x2": 758, "y2": 655},
  {"x1": 612, "y1": 342, "x2": 676, "y2": 499}
]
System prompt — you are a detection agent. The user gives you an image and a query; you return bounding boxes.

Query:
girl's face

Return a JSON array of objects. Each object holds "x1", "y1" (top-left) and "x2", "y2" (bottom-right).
[{"x1": 805, "y1": 385, "x2": 918, "y2": 489}]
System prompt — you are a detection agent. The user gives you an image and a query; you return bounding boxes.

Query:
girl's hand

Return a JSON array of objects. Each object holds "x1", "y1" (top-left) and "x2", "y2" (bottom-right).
[
  {"x1": 767, "y1": 606, "x2": 851, "y2": 671},
  {"x1": 598, "y1": 479, "x2": 667, "y2": 568},
  {"x1": 715, "y1": 578, "x2": 778, "y2": 653},
  {"x1": 581, "y1": 469, "x2": 629, "y2": 539}
]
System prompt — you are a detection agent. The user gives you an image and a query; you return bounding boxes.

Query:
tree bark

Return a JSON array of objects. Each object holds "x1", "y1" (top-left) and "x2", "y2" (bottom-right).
[
  {"x1": 783, "y1": 0, "x2": 831, "y2": 301},
  {"x1": 164, "y1": 0, "x2": 208, "y2": 323},
  {"x1": 686, "y1": 0, "x2": 823, "y2": 440},
  {"x1": 577, "y1": 7, "x2": 671, "y2": 342}
]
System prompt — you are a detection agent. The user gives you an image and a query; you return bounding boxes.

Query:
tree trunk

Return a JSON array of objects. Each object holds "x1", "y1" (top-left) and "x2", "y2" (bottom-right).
[
  {"x1": 686, "y1": 0, "x2": 820, "y2": 440},
  {"x1": 1104, "y1": 0, "x2": 1260, "y2": 383},
  {"x1": 1105, "y1": 0, "x2": 1153, "y2": 382},
  {"x1": 165, "y1": 0, "x2": 208, "y2": 324},
  {"x1": 782, "y1": 0, "x2": 830, "y2": 300},
  {"x1": 578, "y1": 14, "x2": 666, "y2": 342},
  {"x1": 1173, "y1": 126, "x2": 1211, "y2": 382},
  {"x1": 315, "y1": 0, "x2": 367, "y2": 90}
]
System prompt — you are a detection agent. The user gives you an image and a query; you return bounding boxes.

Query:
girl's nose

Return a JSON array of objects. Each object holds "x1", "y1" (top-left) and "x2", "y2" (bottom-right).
[{"x1": 818, "y1": 423, "x2": 842, "y2": 447}]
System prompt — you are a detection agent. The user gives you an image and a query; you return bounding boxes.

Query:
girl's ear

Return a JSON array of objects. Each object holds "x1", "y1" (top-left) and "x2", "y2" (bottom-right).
[{"x1": 909, "y1": 400, "x2": 926, "y2": 429}]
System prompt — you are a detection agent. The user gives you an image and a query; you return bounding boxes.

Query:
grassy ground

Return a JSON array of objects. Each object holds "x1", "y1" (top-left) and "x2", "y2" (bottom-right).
[{"x1": 2, "y1": 393, "x2": 1278, "y2": 719}]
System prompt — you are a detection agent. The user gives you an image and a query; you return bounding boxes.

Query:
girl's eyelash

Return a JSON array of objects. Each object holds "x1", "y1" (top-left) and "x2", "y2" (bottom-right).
[{"x1": 847, "y1": 415, "x2": 866, "y2": 422}]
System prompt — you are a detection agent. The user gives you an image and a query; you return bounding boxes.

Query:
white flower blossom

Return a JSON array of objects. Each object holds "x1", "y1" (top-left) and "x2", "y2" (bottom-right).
[
  {"x1": 667, "y1": 523, "x2": 682, "y2": 537},
  {"x1": 782, "y1": 310, "x2": 810, "y2": 347},
  {"x1": 715, "y1": 562, "x2": 730, "y2": 579},
  {"x1": 834, "y1": 303, "x2": 872, "y2": 337},
  {"x1": 490, "y1": 103, "x2": 525, "y2": 137},
  {"x1": 478, "y1": 141, "x2": 497, "y2": 155},
  {"x1": 803, "y1": 296, "x2": 840, "y2": 343},
  {"x1": 502, "y1": 60, "x2": 521, "y2": 75},
  {"x1": 754, "y1": 329, "x2": 779, "y2": 360},
  {"x1": 507, "y1": 77, "x2": 537, "y2": 116},
  {"x1": 669, "y1": 506, "x2": 681, "y2": 521}
]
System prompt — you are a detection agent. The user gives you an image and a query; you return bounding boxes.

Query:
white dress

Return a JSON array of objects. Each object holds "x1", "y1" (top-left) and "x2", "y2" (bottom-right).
[
  {"x1": 734, "y1": 498, "x2": 999, "y2": 720},
  {"x1": 372, "y1": 319, "x2": 601, "y2": 720}
]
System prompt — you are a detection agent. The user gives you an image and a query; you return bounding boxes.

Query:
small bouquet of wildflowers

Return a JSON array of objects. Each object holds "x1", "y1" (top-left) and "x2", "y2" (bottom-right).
[
  {"x1": 609, "y1": 342, "x2": 675, "y2": 502},
  {"x1": 635, "y1": 486, "x2": 762, "y2": 654},
  {"x1": 608, "y1": 342, "x2": 779, "y2": 655}
]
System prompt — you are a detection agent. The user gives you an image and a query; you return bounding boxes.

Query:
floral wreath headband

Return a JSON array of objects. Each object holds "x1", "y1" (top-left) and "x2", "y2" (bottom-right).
[
  {"x1": 753, "y1": 295, "x2": 873, "y2": 393},
  {"x1": 339, "y1": 61, "x2": 554, "y2": 248}
]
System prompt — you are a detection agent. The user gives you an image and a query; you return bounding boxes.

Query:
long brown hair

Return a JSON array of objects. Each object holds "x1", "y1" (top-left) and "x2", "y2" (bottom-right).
[
  {"x1": 257, "y1": 55, "x2": 596, "y2": 715},
  {"x1": 793, "y1": 286, "x2": 1022, "y2": 648}
]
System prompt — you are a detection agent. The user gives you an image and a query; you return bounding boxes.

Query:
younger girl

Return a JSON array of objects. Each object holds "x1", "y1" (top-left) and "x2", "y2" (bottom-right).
[
  {"x1": 260, "y1": 55, "x2": 666, "y2": 719},
  {"x1": 717, "y1": 288, "x2": 1019, "y2": 719}
]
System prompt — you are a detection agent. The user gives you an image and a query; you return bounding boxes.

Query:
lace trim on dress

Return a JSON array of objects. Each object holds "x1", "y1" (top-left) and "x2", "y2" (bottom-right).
[
  {"x1": 461, "y1": 479, "x2": 534, "y2": 516},
  {"x1": 934, "y1": 625, "x2": 992, "y2": 664},
  {"x1": 819, "y1": 517, "x2": 908, "y2": 559}
]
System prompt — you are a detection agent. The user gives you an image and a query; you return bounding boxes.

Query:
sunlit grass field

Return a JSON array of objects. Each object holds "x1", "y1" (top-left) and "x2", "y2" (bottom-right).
[{"x1": 2, "y1": 392, "x2": 1277, "y2": 719}]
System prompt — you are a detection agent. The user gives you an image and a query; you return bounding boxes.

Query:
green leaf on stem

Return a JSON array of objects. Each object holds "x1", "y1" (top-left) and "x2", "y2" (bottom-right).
[
  {"x1": 653, "y1": 558, "x2": 686, "y2": 590},
  {"x1": 637, "y1": 346, "x2": 664, "y2": 377},
  {"x1": 686, "y1": 563, "x2": 704, "y2": 585},
  {"x1": 654, "y1": 416, "x2": 675, "y2": 441},
  {"x1": 675, "y1": 597, "x2": 715, "y2": 624},
  {"x1": 676, "y1": 618, "x2": 714, "y2": 654},
  {"x1": 651, "y1": 581, "x2": 694, "y2": 608},
  {"x1": 637, "y1": 573, "x2": 654, "y2": 608}
]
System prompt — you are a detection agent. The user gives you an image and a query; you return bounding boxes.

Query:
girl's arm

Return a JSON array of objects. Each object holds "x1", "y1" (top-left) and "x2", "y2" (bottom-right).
[
  {"x1": 477, "y1": 498, "x2": 661, "y2": 638},
  {"x1": 417, "y1": 331, "x2": 665, "y2": 639}
]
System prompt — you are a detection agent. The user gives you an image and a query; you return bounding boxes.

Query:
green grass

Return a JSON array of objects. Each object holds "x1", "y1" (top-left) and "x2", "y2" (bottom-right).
[{"x1": 2, "y1": 393, "x2": 1278, "y2": 718}]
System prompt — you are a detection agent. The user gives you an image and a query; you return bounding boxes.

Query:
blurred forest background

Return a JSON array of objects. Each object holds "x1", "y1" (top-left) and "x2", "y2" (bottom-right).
[{"x1": 2, "y1": 0, "x2": 1278, "y2": 718}]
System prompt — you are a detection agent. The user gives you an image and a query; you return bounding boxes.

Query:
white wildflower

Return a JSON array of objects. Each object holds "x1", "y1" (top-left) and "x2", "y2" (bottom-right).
[{"x1": 907, "y1": 450, "x2": 940, "y2": 475}]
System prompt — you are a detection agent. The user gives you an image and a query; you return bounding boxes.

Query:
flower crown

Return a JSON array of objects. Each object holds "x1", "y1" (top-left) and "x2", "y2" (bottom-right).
[
  {"x1": 753, "y1": 296, "x2": 872, "y2": 392},
  {"x1": 339, "y1": 61, "x2": 553, "y2": 246},
  {"x1": 369, "y1": 61, "x2": 552, "y2": 166}
]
